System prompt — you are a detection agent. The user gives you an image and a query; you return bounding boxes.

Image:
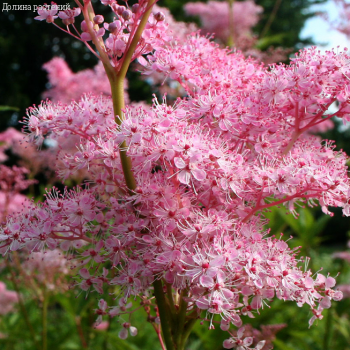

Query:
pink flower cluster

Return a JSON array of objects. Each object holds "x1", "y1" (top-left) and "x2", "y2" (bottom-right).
[
  {"x1": 35, "y1": 1, "x2": 168, "y2": 71},
  {"x1": 3, "y1": 38, "x2": 348, "y2": 331},
  {"x1": 0, "y1": 165, "x2": 35, "y2": 221},
  {"x1": 0, "y1": 281, "x2": 18, "y2": 315},
  {"x1": 22, "y1": 250, "x2": 71, "y2": 291},
  {"x1": 231, "y1": 324, "x2": 286, "y2": 350},
  {"x1": 184, "y1": 1, "x2": 262, "y2": 44},
  {"x1": 223, "y1": 327, "x2": 265, "y2": 350},
  {"x1": 333, "y1": 240, "x2": 350, "y2": 299},
  {"x1": 42, "y1": 57, "x2": 128, "y2": 104},
  {"x1": 0, "y1": 128, "x2": 27, "y2": 163},
  {"x1": 4, "y1": 1, "x2": 349, "y2": 347}
]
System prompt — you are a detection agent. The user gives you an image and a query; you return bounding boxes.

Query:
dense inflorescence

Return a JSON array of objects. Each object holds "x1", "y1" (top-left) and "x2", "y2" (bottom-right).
[
  {"x1": 0, "y1": 282, "x2": 18, "y2": 316},
  {"x1": 184, "y1": 0, "x2": 262, "y2": 43},
  {"x1": 2, "y1": 1, "x2": 349, "y2": 349}
]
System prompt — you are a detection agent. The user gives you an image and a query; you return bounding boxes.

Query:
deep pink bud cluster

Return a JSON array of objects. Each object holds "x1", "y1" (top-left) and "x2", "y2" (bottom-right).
[{"x1": 35, "y1": 1, "x2": 168, "y2": 71}]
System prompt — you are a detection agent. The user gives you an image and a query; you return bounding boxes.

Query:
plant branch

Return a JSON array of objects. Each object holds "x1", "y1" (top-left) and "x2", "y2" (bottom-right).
[
  {"x1": 227, "y1": 0, "x2": 235, "y2": 47},
  {"x1": 260, "y1": 0, "x2": 282, "y2": 39},
  {"x1": 117, "y1": 0, "x2": 157, "y2": 82},
  {"x1": 174, "y1": 290, "x2": 188, "y2": 348},
  {"x1": 107, "y1": 1, "x2": 157, "y2": 192}
]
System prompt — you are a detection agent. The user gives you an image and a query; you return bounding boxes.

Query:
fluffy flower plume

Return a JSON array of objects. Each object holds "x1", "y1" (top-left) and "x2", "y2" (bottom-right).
[
  {"x1": 22, "y1": 250, "x2": 71, "y2": 291},
  {"x1": 0, "y1": 165, "x2": 35, "y2": 221},
  {"x1": 184, "y1": 0, "x2": 262, "y2": 43},
  {"x1": 6, "y1": 37, "x2": 350, "y2": 334},
  {"x1": 0, "y1": 282, "x2": 18, "y2": 315},
  {"x1": 42, "y1": 58, "x2": 130, "y2": 104},
  {"x1": 34, "y1": 1, "x2": 168, "y2": 70},
  {"x1": 6, "y1": 1, "x2": 349, "y2": 348}
]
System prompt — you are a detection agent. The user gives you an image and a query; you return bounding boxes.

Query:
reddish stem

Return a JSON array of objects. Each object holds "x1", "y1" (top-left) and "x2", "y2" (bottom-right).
[{"x1": 242, "y1": 189, "x2": 325, "y2": 223}]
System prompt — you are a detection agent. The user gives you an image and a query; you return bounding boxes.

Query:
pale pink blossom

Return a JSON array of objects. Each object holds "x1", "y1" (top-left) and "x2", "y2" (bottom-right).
[{"x1": 0, "y1": 282, "x2": 18, "y2": 315}]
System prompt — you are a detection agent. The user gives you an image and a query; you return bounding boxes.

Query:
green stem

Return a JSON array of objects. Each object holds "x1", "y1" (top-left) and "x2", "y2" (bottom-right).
[
  {"x1": 165, "y1": 282, "x2": 176, "y2": 315},
  {"x1": 117, "y1": 0, "x2": 157, "y2": 83},
  {"x1": 75, "y1": 317, "x2": 88, "y2": 349},
  {"x1": 153, "y1": 280, "x2": 175, "y2": 350},
  {"x1": 42, "y1": 289, "x2": 48, "y2": 350},
  {"x1": 180, "y1": 317, "x2": 198, "y2": 349},
  {"x1": 174, "y1": 291, "x2": 188, "y2": 349},
  {"x1": 110, "y1": 0, "x2": 157, "y2": 125},
  {"x1": 323, "y1": 308, "x2": 333, "y2": 350},
  {"x1": 106, "y1": 0, "x2": 156, "y2": 192},
  {"x1": 81, "y1": 1, "x2": 114, "y2": 77},
  {"x1": 227, "y1": 0, "x2": 235, "y2": 47},
  {"x1": 260, "y1": 0, "x2": 282, "y2": 39}
]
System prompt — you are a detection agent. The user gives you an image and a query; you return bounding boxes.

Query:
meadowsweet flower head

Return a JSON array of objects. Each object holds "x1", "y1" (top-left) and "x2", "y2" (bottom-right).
[
  {"x1": 0, "y1": 282, "x2": 18, "y2": 315},
  {"x1": 5, "y1": 2, "x2": 350, "y2": 348}
]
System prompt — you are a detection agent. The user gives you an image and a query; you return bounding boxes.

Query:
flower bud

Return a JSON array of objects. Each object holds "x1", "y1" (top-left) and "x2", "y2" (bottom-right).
[
  {"x1": 144, "y1": 305, "x2": 150, "y2": 313},
  {"x1": 122, "y1": 10, "x2": 131, "y2": 21},
  {"x1": 111, "y1": 3, "x2": 119, "y2": 13},
  {"x1": 131, "y1": 4, "x2": 139, "y2": 13},
  {"x1": 81, "y1": 32, "x2": 92, "y2": 42},
  {"x1": 108, "y1": 22, "x2": 119, "y2": 33},
  {"x1": 93, "y1": 15, "x2": 104, "y2": 25},
  {"x1": 154, "y1": 12, "x2": 165, "y2": 22},
  {"x1": 81, "y1": 20, "x2": 88, "y2": 32},
  {"x1": 129, "y1": 326, "x2": 137, "y2": 337},
  {"x1": 117, "y1": 5, "x2": 126, "y2": 16}
]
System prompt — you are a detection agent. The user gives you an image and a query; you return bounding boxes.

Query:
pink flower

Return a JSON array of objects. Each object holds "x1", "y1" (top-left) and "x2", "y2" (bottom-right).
[
  {"x1": 4, "y1": 4, "x2": 350, "y2": 349},
  {"x1": 94, "y1": 321, "x2": 109, "y2": 330},
  {"x1": 174, "y1": 156, "x2": 206, "y2": 185},
  {"x1": 58, "y1": 8, "x2": 81, "y2": 25},
  {"x1": 119, "y1": 323, "x2": 138, "y2": 339},
  {"x1": 0, "y1": 282, "x2": 18, "y2": 315},
  {"x1": 35, "y1": 3, "x2": 58, "y2": 23}
]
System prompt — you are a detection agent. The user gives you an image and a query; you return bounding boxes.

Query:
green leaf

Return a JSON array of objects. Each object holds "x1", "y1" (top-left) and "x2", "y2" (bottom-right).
[
  {"x1": 55, "y1": 294, "x2": 77, "y2": 317},
  {"x1": 298, "y1": 208, "x2": 314, "y2": 229},
  {"x1": 333, "y1": 314, "x2": 350, "y2": 340},
  {"x1": 308, "y1": 215, "x2": 331, "y2": 236},
  {"x1": 256, "y1": 33, "x2": 289, "y2": 49},
  {"x1": 0, "y1": 105, "x2": 19, "y2": 112}
]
